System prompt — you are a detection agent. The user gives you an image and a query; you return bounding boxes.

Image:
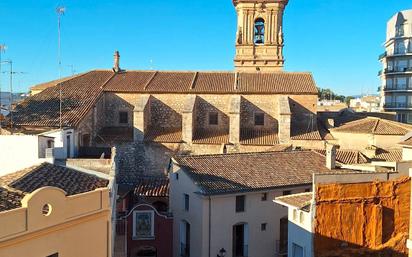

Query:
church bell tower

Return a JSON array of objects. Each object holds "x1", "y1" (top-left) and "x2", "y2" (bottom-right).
[{"x1": 233, "y1": 0, "x2": 289, "y2": 72}]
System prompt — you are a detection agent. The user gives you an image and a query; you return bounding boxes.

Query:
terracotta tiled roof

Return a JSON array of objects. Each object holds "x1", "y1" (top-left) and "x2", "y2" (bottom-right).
[
  {"x1": 275, "y1": 192, "x2": 313, "y2": 212},
  {"x1": 314, "y1": 149, "x2": 369, "y2": 165},
  {"x1": 173, "y1": 151, "x2": 334, "y2": 195},
  {"x1": 0, "y1": 163, "x2": 109, "y2": 212},
  {"x1": 30, "y1": 73, "x2": 86, "y2": 92},
  {"x1": 144, "y1": 127, "x2": 183, "y2": 143},
  {"x1": 95, "y1": 127, "x2": 134, "y2": 144},
  {"x1": 193, "y1": 129, "x2": 230, "y2": 145},
  {"x1": 291, "y1": 129, "x2": 322, "y2": 140},
  {"x1": 399, "y1": 135, "x2": 412, "y2": 146},
  {"x1": 134, "y1": 177, "x2": 169, "y2": 197},
  {"x1": 240, "y1": 129, "x2": 279, "y2": 145},
  {"x1": 103, "y1": 71, "x2": 317, "y2": 94},
  {"x1": 11, "y1": 70, "x2": 114, "y2": 128},
  {"x1": 332, "y1": 117, "x2": 412, "y2": 135},
  {"x1": 371, "y1": 149, "x2": 402, "y2": 162}
]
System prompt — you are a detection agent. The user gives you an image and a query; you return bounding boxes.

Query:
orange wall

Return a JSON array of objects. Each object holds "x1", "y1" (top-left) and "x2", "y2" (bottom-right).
[{"x1": 314, "y1": 177, "x2": 410, "y2": 257}]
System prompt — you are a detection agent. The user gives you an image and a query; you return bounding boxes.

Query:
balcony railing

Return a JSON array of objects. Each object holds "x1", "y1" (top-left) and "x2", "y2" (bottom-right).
[
  {"x1": 379, "y1": 52, "x2": 387, "y2": 60},
  {"x1": 384, "y1": 103, "x2": 412, "y2": 109},
  {"x1": 380, "y1": 49, "x2": 412, "y2": 59},
  {"x1": 379, "y1": 67, "x2": 412, "y2": 76},
  {"x1": 384, "y1": 85, "x2": 412, "y2": 91}
]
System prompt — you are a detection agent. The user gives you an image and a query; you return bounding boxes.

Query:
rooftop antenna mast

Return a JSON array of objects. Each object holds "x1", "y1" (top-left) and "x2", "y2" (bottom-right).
[
  {"x1": 56, "y1": 6, "x2": 65, "y2": 129},
  {"x1": 0, "y1": 44, "x2": 6, "y2": 130}
]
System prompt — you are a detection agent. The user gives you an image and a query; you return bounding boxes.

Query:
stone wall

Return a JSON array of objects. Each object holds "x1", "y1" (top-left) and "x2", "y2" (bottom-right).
[{"x1": 240, "y1": 95, "x2": 279, "y2": 130}]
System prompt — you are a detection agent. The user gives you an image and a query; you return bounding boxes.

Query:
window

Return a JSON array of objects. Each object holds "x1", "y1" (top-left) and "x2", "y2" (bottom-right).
[
  {"x1": 292, "y1": 243, "x2": 304, "y2": 257},
  {"x1": 261, "y1": 192, "x2": 267, "y2": 201},
  {"x1": 304, "y1": 188, "x2": 311, "y2": 192},
  {"x1": 175, "y1": 173, "x2": 179, "y2": 180},
  {"x1": 46, "y1": 254, "x2": 58, "y2": 257},
  {"x1": 180, "y1": 221, "x2": 191, "y2": 257},
  {"x1": 119, "y1": 111, "x2": 128, "y2": 124},
  {"x1": 254, "y1": 113, "x2": 264, "y2": 126},
  {"x1": 236, "y1": 195, "x2": 245, "y2": 213},
  {"x1": 299, "y1": 212, "x2": 305, "y2": 223},
  {"x1": 47, "y1": 140, "x2": 54, "y2": 149},
  {"x1": 208, "y1": 112, "x2": 218, "y2": 125},
  {"x1": 293, "y1": 209, "x2": 297, "y2": 221},
  {"x1": 283, "y1": 190, "x2": 291, "y2": 196},
  {"x1": 396, "y1": 24, "x2": 405, "y2": 37},
  {"x1": 254, "y1": 18, "x2": 265, "y2": 45},
  {"x1": 261, "y1": 223, "x2": 267, "y2": 231},
  {"x1": 184, "y1": 194, "x2": 189, "y2": 211},
  {"x1": 132, "y1": 211, "x2": 155, "y2": 239}
]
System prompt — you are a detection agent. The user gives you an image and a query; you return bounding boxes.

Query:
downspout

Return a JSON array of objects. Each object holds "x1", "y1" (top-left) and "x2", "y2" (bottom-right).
[{"x1": 208, "y1": 196, "x2": 212, "y2": 257}]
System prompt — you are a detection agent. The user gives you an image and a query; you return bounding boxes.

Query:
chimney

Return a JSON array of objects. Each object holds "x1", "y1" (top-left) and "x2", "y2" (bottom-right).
[
  {"x1": 326, "y1": 143, "x2": 337, "y2": 170},
  {"x1": 113, "y1": 50, "x2": 120, "y2": 73}
]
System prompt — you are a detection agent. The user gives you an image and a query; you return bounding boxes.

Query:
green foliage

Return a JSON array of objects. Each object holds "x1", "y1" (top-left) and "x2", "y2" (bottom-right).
[{"x1": 317, "y1": 87, "x2": 346, "y2": 102}]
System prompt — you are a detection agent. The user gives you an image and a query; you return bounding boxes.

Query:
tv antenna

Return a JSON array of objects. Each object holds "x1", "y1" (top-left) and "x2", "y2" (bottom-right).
[
  {"x1": 0, "y1": 44, "x2": 6, "y2": 130},
  {"x1": 56, "y1": 6, "x2": 65, "y2": 129}
]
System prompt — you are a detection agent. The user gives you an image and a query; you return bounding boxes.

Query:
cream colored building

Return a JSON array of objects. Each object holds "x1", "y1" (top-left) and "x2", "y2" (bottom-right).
[
  {"x1": 380, "y1": 10, "x2": 412, "y2": 123},
  {"x1": 169, "y1": 151, "x2": 337, "y2": 257},
  {"x1": 0, "y1": 163, "x2": 113, "y2": 257}
]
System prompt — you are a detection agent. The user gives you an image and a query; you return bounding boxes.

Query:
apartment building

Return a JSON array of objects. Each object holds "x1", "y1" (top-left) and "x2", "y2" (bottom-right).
[{"x1": 380, "y1": 10, "x2": 412, "y2": 123}]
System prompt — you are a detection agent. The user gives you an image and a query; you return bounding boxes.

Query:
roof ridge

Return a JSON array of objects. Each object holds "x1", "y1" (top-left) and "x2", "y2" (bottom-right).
[{"x1": 176, "y1": 150, "x2": 315, "y2": 159}]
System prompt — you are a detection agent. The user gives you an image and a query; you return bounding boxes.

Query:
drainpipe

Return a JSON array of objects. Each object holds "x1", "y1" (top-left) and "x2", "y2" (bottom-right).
[{"x1": 208, "y1": 196, "x2": 212, "y2": 257}]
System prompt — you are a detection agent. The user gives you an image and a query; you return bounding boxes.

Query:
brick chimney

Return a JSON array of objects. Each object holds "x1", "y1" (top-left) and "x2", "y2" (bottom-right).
[
  {"x1": 113, "y1": 50, "x2": 120, "y2": 73},
  {"x1": 326, "y1": 143, "x2": 337, "y2": 170}
]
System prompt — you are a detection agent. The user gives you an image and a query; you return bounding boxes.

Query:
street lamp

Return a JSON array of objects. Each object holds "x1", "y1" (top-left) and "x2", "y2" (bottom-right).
[{"x1": 217, "y1": 248, "x2": 226, "y2": 257}]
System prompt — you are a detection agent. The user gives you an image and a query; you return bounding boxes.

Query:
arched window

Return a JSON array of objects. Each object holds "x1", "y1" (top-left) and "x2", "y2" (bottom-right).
[{"x1": 254, "y1": 18, "x2": 265, "y2": 45}]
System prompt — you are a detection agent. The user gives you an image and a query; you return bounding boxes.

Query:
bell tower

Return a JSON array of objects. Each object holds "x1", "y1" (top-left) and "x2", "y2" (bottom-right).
[{"x1": 233, "y1": 0, "x2": 289, "y2": 72}]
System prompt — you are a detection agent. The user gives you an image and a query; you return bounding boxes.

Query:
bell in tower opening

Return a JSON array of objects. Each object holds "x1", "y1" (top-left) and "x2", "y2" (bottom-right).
[
  {"x1": 254, "y1": 18, "x2": 265, "y2": 45},
  {"x1": 233, "y1": 0, "x2": 289, "y2": 72}
]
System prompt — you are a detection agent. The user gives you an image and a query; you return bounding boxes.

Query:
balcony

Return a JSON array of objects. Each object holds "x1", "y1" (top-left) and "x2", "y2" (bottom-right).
[
  {"x1": 380, "y1": 50, "x2": 412, "y2": 59},
  {"x1": 384, "y1": 85, "x2": 412, "y2": 92},
  {"x1": 384, "y1": 103, "x2": 412, "y2": 109},
  {"x1": 378, "y1": 67, "x2": 412, "y2": 76}
]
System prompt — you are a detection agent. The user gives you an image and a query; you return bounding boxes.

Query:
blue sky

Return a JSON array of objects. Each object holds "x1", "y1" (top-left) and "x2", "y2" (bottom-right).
[{"x1": 0, "y1": 0, "x2": 411, "y2": 95}]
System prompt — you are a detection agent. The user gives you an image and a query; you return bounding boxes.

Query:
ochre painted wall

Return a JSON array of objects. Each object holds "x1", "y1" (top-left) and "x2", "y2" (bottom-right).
[{"x1": 314, "y1": 177, "x2": 410, "y2": 257}]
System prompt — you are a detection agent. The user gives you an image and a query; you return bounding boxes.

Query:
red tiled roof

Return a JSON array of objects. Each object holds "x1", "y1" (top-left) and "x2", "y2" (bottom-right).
[
  {"x1": 11, "y1": 70, "x2": 114, "y2": 128},
  {"x1": 332, "y1": 117, "x2": 412, "y2": 135},
  {"x1": 144, "y1": 127, "x2": 183, "y2": 143},
  {"x1": 291, "y1": 130, "x2": 322, "y2": 140},
  {"x1": 95, "y1": 127, "x2": 134, "y2": 145},
  {"x1": 275, "y1": 192, "x2": 313, "y2": 211},
  {"x1": 193, "y1": 129, "x2": 230, "y2": 145},
  {"x1": 0, "y1": 163, "x2": 109, "y2": 212},
  {"x1": 372, "y1": 149, "x2": 402, "y2": 162},
  {"x1": 103, "y1": 71, "x2": 317, "y2": 94},
  {"x1": 134, "y1": 177, "x2": 169, "y2": 197},
  {"x1": 314, "y1": 149, "x2": 369, "y2": 165},
  {"x1": 240, "y1": 129, "x2": 279, "y2": 145},
  {"x1": 174, "y1": 151, "x2": 334, "y2": 195},
  {"x1": 399, "y1": 135, "x2": 412, "y2": 146},
  {"x1": 30, "y1": 73, "x2": 85, "y2": 91}
]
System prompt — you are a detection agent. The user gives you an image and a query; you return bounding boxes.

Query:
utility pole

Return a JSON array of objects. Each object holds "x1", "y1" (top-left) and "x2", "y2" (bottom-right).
[
  {"x1": 0, "y1": 44, "x2": 6, "y2": 130},
  {"x1": 56, "y1": 6, "x2": 65, "y2": 129}
]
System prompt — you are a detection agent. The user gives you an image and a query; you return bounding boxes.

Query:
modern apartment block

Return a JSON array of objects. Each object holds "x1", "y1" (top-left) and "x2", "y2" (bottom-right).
[{"x1": 380, "y1": 10, "x2": 412, "y2": 123}]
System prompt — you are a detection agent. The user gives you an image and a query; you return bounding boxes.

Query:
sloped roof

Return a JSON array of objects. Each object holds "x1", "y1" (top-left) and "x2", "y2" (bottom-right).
[
  {"x1": 314, "y1": 149, "x2": 369, "y2": 165},
  {"x1": 30, "y1": 73, "x2": 86, "y2": 92},
  {"x1": 371, "y1": 149, "x2": 402, "y2": 162},
  {"x1": 103, "y1": 71, "x2": 317, "y2": 94},
  {"x1": 11, "y1": 70, "x2": 114, "y2": 128},
  {"x1": 173, "y1": 151, "x2": 334, "y2": 195},
  {"x1": 134, "y1": 177, "x2": 169, "y2": 197},
  {"x1": 275, "y1": 192, "x2": 313, "y2": 212},
  {"x1": 0, "y1": 163, "x2": 109, "y2": 212},
  {"x1": 332, "y1": 117, "x2": 412, "y2": 135}
]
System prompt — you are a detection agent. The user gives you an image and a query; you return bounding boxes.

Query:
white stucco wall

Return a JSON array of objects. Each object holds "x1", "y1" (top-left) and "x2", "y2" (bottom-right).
[
  {"x1": 42, "y1": 129, "x2": 76, "y2": 159},
  {"x1": 287, "y1": 207, "x2": 313, "y2": 257},
  {"x1": 0, "y1": 135, "x2": 54, "y2": 176},
  {"x1": 170, "y1": 163, "x2": 311, "y2": 257}
]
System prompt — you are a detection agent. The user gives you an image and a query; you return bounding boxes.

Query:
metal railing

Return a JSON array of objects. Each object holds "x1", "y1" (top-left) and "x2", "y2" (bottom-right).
[
  {"x1": 384, "y1": 85, "x2": 412, "y2": 91},
  {"x1": 379, "y1": 67, "x2": 412, "y2": 75},
  {"x1": 384, "y1": 103, "x2": 412, "y2": 108}
]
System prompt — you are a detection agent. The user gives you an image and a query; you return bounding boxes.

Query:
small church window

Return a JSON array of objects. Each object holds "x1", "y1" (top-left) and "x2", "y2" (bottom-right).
[
  {"x1": 209, "y1": 112, "x2": 219, "y2": 125},
  {"x1": 119, "y1": 111, "x2": 128, "y2": 124},
  {"x1": 254, "y1": 18, "x2": 265, "y2": 45},
  {"x1": 254, "y1": 113, "x2": 264, "y2": 126}
]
